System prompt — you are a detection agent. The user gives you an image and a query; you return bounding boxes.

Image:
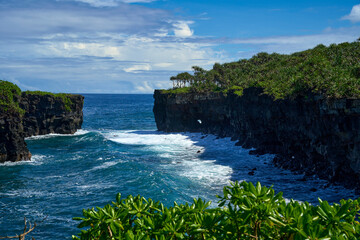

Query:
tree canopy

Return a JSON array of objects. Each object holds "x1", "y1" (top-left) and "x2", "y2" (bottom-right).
[{"x1": 168, "y1": 41, "x2": 360, "y2": 99}]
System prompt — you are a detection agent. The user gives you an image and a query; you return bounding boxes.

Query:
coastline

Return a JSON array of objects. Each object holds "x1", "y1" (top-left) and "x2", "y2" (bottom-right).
[{"x1": 153, "y1": 87, "x2": 360, "y2": 190}]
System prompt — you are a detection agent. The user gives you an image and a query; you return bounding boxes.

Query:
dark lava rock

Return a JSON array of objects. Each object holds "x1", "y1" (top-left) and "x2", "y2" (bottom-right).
[
  {"x1": 0, "y1": 93, "x2": 84, "y2": 163},
  {"x1": 153, "y1": 88, "x2": 360, "y2": 190},
  {"x1": 20, "y1": 93, "x2": 84, "y2": 137}
]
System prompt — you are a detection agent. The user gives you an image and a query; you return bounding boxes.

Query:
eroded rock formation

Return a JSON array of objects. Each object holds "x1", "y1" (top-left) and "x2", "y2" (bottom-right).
[
  {"x1": 153, "y1": 88, "x2": 360, "y2": 189},
  {"x1": 0, "y1": 92, "x2": 83, "y2": 163}
]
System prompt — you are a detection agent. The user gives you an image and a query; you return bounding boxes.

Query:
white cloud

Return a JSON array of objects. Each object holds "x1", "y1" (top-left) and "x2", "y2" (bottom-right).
[
  {"x1": 74, "y1": 0, "x2": 118, "y2": 7},
  {"x1": 342, "y1": 4, "x2": 360, "y2": 22},
  {"x1": 39, "y1": 34, "x2": 222, "y2": 71},
  {"x1": 154, "y1": 62, "x2": 174, "y2": 68},
  {"x1": 122, "y1": 0, "x2": 155, "y2": 3},
  {"x1": 227, "y1": 26, "x2": 360, "y2": 58},
  {"x1": 173, "y1": 21, "x2": 194, "y2": 38},
  {"x1": 0, "y1": 4, "x2": 170, "y2": 38},
  {"x1": 134, "y1": 81, "x2": 154, "y2": 93},
  {"x1": 124, "y1": 64, "x2": 152, "y2": 73},
  {"x1": 74, "y1": 0, "x2": 156, "y2": 7}
]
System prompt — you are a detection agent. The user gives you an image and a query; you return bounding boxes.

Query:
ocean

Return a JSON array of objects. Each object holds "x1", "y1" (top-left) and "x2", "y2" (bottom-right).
[{"x1": 0, "y1": 94, "x2": 357, "y2": 239}]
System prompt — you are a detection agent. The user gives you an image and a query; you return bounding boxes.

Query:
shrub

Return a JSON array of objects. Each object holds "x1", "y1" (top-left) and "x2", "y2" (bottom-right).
[
  {"x1": 0, "y1": 80, "x2": 25, "y2": 115},
  {"x1": 72, "y1": 181, "x2": 360, "y2": 239},
  {"x1": 166, "y1": 41, "x2": 360, "y2": 99}
]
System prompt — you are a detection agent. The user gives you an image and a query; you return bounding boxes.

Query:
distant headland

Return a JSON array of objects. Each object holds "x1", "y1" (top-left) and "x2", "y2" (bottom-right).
[{"x1": 0, "y1": 80, "x2": 84, "y2": 163}]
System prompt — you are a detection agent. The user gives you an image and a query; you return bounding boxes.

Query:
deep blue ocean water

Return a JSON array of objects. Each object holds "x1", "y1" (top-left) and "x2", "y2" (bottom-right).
[{"x1": 0, "y1": 94, "x2": 357, "y2": 239}]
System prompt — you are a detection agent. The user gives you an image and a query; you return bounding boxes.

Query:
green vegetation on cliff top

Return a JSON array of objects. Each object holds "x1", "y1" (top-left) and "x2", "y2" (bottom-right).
[
  {"x1": 0, "y1": 80, "x2": 75, "y2": 113},
  {"x1": 0, "y1": 80, "x2": 24, "y2": 115},
  {"x1": 24, "y1": 90, "x2": 74, "y2": 112},
  {"x1": 167, "y1": 41, "x2": 360, "y2": 99}
]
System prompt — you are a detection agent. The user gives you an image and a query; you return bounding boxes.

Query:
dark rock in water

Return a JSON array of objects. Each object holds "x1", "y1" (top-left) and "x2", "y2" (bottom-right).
[
  {"x1": 197, "y1": 150, "x2": 201, "y2": 153},
  {"x1": 252, "y1": 167, "x2": 257, "y2": 171},
  {"x1": 249, "y1": 149, "x2": 267, "y2": 156},
  {"x1": 310, "y1": 188, "x2": 317, "y2": 192},
  {"x1": 249, "y1": 150, "x2": 257, "y2": 155},
  {"x1": 297, "y1": 176, "x2": 307, "y2": 182},
  {"x1": 248, "y1": 171, "x2": 255, "y2": 176},
  {"x1": 153, "y1": 88, "x2": 360, "y2": 190},
  {"x1": 0, "y1": 92, "x2": 84, "y2": 163}
]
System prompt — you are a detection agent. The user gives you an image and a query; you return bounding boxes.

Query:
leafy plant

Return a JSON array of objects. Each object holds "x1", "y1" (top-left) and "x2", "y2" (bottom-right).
[
  {"x1": 167, "y1": 41, "x2": 360, "y2": 99},
  {"x1": 0, "y1": 80, "x2": 25, "y2": 115},
  {"x1": 72, "y1": 181, "x2": 360, "y2": 240}
]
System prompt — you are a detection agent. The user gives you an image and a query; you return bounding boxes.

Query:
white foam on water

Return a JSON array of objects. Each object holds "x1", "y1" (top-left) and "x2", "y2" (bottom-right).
[
  {"x1": 103, "y1": 130, "x2": 195, "y2": 147},
  {"x1": 86, "y1": 160, "x2": 125, "y2": 172},
  {"x1": 100, "y1": 130, "x2": 357, "y2": 204},
  {"x1": 102, "y1": 130, "x2": 234, "y2": 187},
  {"x1": 25, "y1": 129, "x2": 89, "y2": 140},
  {"x1": 0, "y1": 154, "x2": 46, "y2": 166},
  {"x1": 180, "y1": 159, "x2": 233, "y2": 186}
]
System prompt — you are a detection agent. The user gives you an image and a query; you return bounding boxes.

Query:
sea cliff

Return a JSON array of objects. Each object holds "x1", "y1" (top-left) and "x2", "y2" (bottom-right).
[
  {"x1": 0, "y1": 81, "x2": 84, "y2": 163},
  {"x1": 21, "y1": 92, "x2": 83, "y2": 137},
  {"x1": 153, "y1": 88, "x2": 360, "y2": 189}
]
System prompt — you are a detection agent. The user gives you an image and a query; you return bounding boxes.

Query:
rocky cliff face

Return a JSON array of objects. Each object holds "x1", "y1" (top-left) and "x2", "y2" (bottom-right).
[
  {"x1": 0, "y1": 93, "x2": 84, "y2": 163},
  {"x1": 0, "y1": 111, "x2": 31, "y2": 162},
  {"x1": 153, "y1": 88, "x2": 360, "y2": 189},
  {"x1": 20, "y1": 93, "x2": 83, "y2": 137}
]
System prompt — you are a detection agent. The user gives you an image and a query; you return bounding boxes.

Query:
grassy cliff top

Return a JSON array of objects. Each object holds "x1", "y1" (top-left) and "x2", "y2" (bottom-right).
[
  {"x1": 0, "y1": 81, "x2": 76, "y2": 113},
  {"x1": 166, "y1": 41, "x2": 360, "y2": 99},
  {"x1": 23, "y1": 91, "x2": 75, "y2": 112},
  {"x1": 0, "y1": 80, "x2": 24, "y2": 114}
]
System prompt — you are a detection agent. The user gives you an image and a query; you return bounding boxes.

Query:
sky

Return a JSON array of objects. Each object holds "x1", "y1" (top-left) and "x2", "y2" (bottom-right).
[{"x1": 0, "y1": 0, "x2": 359, "y2": 93}]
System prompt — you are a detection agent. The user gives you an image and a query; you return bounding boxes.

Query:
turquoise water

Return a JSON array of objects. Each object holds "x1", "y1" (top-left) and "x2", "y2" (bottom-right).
[{"x1": 0, "y1": 94, "x2": 357, "y2": 239}]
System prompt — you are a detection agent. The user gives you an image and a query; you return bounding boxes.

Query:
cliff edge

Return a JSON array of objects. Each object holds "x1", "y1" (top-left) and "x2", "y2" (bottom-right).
[
  {"x1": 153, "y1": 88, "x2": 360, "y2": 189},
  {"x1": 0, "y1": 81, "x2": 84, "y2": 163}
]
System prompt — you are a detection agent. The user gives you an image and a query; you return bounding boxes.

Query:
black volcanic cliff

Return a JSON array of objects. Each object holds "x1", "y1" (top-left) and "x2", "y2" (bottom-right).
[
  {"x1": 0, "y1": 91, "x2": 84, "y2": 163},
  {"x1": 21, "y1": 93, "x2": 83, "y2": 137},
  {"x1": 153, "y1": 88, "x2": 360, "y2": 189}
]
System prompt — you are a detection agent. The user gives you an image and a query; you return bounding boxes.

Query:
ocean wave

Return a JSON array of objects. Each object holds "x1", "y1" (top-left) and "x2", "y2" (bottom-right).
[
  {"x1": 25, "y1": 129, "x2": 89, "y2": 140},
  {"x1": 102, "y1": 130, "x2": 234, "y2": 188},
  {"x1": 0, "y1": 154, "x2": 46, "y2": 166},
  {"x1": 179, "y1": 159, "x2": 233, "y2": 186},
  {"x1": 102, "y1": 130, "x2": 195, "y2": 147},
  {"x1": 85, "y1": 160, "x2": 126, "y2": 172}
]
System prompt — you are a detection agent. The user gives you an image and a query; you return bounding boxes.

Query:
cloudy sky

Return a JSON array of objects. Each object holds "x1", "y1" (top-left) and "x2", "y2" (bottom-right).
[{"x1": 0, "y1": 0, "x2": 359, "y2": 93}]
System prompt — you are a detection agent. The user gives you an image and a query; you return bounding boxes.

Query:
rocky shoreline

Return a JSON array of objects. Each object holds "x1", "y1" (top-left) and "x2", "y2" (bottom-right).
[
  {"x1": 0, "y1": 92, "x2": 83, "y2": 163},
  {"x1": 153, "y1": 88, "x2": 360, "y2": 190}
]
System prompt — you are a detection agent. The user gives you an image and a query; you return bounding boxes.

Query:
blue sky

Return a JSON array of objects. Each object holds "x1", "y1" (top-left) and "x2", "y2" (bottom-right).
[{"x1": 0, "y1": 0, "x2": 359, "y2": 93}]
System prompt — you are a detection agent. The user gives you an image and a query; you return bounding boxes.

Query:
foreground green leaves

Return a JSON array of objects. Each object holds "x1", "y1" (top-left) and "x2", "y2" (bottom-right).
[{"x1": 72, "y1": 181, "x2": 360, "y2": 240}]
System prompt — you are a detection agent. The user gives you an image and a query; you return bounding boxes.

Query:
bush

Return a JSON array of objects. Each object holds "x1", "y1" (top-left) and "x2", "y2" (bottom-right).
[
  {"x1": 167, "y1": 41, "x2": 360, "y2": 99},
  {"x1": 0, "y1": 80, "x2": 25, "y2": 115},
  {"x1": 72, "y1": 181, "x2": 360, "y2": 239}
]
